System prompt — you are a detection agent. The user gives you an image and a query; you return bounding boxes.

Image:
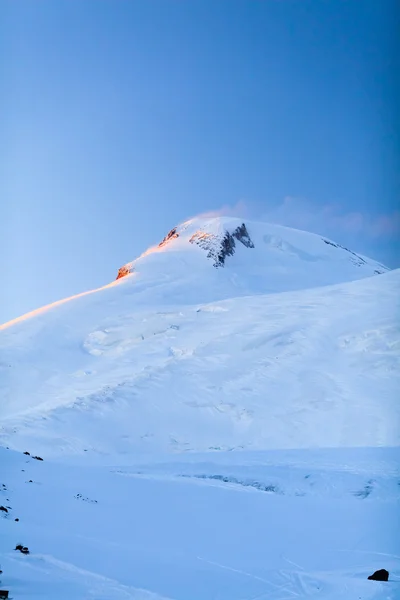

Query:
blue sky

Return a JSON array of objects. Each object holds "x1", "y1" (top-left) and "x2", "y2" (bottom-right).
[{"x1": 1, "y1": 0, "x2": 398, "y2": 322}]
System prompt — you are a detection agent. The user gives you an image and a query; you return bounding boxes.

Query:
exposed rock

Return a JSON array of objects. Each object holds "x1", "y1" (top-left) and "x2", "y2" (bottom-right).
[
  {"x1": 0, "y1": 506, "x2": 8, "y2": 513},
  {"x1": 322, "y1": 238, "x2": 368, "y2": 267},
  {"x1": 215, "y1": 232, "x2": 236, "y2": 267},
  {"x1": 116, "y1": 265, "x2": 131, "y2": 281},
  {"x1": 232, "y1": 223, "x2": 254, "y2": 248},
  {"x1": 159, "y1": 227, "x2": 179, "y2": 248},
  {"x1": 75, "y1": 493, "x2": 98, "y2": 504},
  {"x1": 116, "y1": 227, "x2": 180, "y2": 281},
  {"x1": 23, "y1": 451, "x2": 30, "y2": 456},
  {"x1": 15, "y1": 544, "x2": 29, "y2": 555},
  {"x1": 190, "y1": 222, "x2": 255, "y2": 267},
  {"x1": 368, "y1": 569, "x2": 389, "y2": 581},
  {"x1": 32, "y1": 455, "x2": 43, "y2": 461}
]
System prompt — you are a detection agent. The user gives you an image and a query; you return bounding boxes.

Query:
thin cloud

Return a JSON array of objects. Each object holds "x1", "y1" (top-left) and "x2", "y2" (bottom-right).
[
  {"x1": 197, "y1": 200, "x2": 249, "y2": 219},
  {"x1": 192, "y1": 196, "x2": 398, "y2": 266},
  {"x1": 263, "y1": 196, "x2": 400, "y2": 239},
  {"x1": 372, "y1": 212, "x2": 400, "y2": 237},
  {"x1": 188, "y1": 196, "x2": 399, "y2": 242}
]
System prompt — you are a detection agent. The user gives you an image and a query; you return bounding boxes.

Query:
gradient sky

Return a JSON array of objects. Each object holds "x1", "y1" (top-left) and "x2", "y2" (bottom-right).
[{"x1": 1, "y1": 0, "x2": 399, "y2": 323}]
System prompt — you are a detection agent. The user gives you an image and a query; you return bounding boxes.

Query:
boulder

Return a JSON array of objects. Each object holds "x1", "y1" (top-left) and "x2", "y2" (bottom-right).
[{"x1": 368, "y1": 569, "x2": 389, "y2": 582}]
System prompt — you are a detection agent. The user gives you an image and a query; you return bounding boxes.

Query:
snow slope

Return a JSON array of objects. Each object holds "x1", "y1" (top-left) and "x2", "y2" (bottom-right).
[
  {"x1": 0, "y1": 217, "x2": 398, "y2": 457},
  {"x1": 0, "y1": 217, "x2": 399, "y2": 599},
  {"x1": 1, "y1": 446, "x2": 400, "y2": 600}
]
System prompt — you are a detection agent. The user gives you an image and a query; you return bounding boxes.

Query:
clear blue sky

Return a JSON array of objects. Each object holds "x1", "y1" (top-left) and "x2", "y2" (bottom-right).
[{"x1": 1, "y1": 0, "x2": 399, "y2": 322}]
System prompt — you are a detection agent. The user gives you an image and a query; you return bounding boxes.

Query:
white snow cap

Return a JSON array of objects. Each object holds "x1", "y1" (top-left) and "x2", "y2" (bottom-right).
[{"x1": 116, "y1": 216, "x2": 388, "y2": 299}]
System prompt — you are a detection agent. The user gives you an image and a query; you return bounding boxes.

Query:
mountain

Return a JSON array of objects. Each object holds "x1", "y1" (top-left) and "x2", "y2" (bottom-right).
[
  {"x1": 0, "y1": 217, "x2": 396, "y2": 458},
  {"x1": 1, "y1": 217, "x2": 399, "y2": 600},
  {"x1": 114, "y1": 217, "x2": 388, "y2": 302}
]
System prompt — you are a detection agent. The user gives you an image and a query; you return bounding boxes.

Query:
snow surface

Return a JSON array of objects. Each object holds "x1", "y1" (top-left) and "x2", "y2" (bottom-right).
[
  {"x1": 1, "y1": 447, "x2": 400, "y2": 599},
  {"x1": 0, "y1": 217, "x2": 399, "y2": 599}
]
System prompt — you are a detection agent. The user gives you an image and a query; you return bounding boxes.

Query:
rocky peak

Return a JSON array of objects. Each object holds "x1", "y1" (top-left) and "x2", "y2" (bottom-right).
[
  {"x1": 189, "y1": 222, "x2": 255, "y2": 267},
  {"x1": 115, "y1": 220, "x2": 255, "y2": 279}
]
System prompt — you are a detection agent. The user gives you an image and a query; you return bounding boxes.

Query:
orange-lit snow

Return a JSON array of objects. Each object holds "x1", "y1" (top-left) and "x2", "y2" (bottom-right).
[{"x1": 0, "y1": 278, "x2": 127, "y2": 331}]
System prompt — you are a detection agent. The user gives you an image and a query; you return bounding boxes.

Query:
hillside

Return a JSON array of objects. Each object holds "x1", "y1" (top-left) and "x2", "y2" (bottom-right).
[
  {"x1": 0, "y1": 217, "x2": 399, "y2": 600},
  {"x1": 0, "y1": 218, "x2": 397, "y2": 458}
]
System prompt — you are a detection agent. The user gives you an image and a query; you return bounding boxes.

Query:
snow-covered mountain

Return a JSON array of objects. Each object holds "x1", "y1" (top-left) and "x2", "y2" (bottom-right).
[
  {"x1": 0, "y1": 217, "x2": 397, "y2": 457},
  {"x1": 1, "y1": 217, "x2": 399, "y2": 600},
  {"x1": 115, "y1": 217, "x2": 388, "y2": 302}
]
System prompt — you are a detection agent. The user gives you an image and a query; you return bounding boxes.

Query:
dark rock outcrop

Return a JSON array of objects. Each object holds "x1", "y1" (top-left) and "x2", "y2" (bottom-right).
[
  {"x1": 322, "y1": 238, "x2": 371, "y2": 268},
  {"x1": 159, "y1": 227, "x2": 179, "y2": 248},
  {"x1": 232, "y1": 223, "x2": 254, "y2": 248},
  {"x1": 15, "y1": 544, "x2": 29, "y2": 555},
  {"x1": 215, "y1": 232, "x2": 236, "y2": 266},
  {"x1": 214, "y1": 224, "x2": 255, "y2": 267},
  {"x1": 368, "y1": 569, "x2": 389, "y2": 581},
  {"x1": 190, "y1": 222, "x2": 255, "y2": 267}
]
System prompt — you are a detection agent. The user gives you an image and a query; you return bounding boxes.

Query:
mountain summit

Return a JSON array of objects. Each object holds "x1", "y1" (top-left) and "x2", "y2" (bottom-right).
[{"x1": 115, "y1": 217, "x2": 388, "y2": 301}]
